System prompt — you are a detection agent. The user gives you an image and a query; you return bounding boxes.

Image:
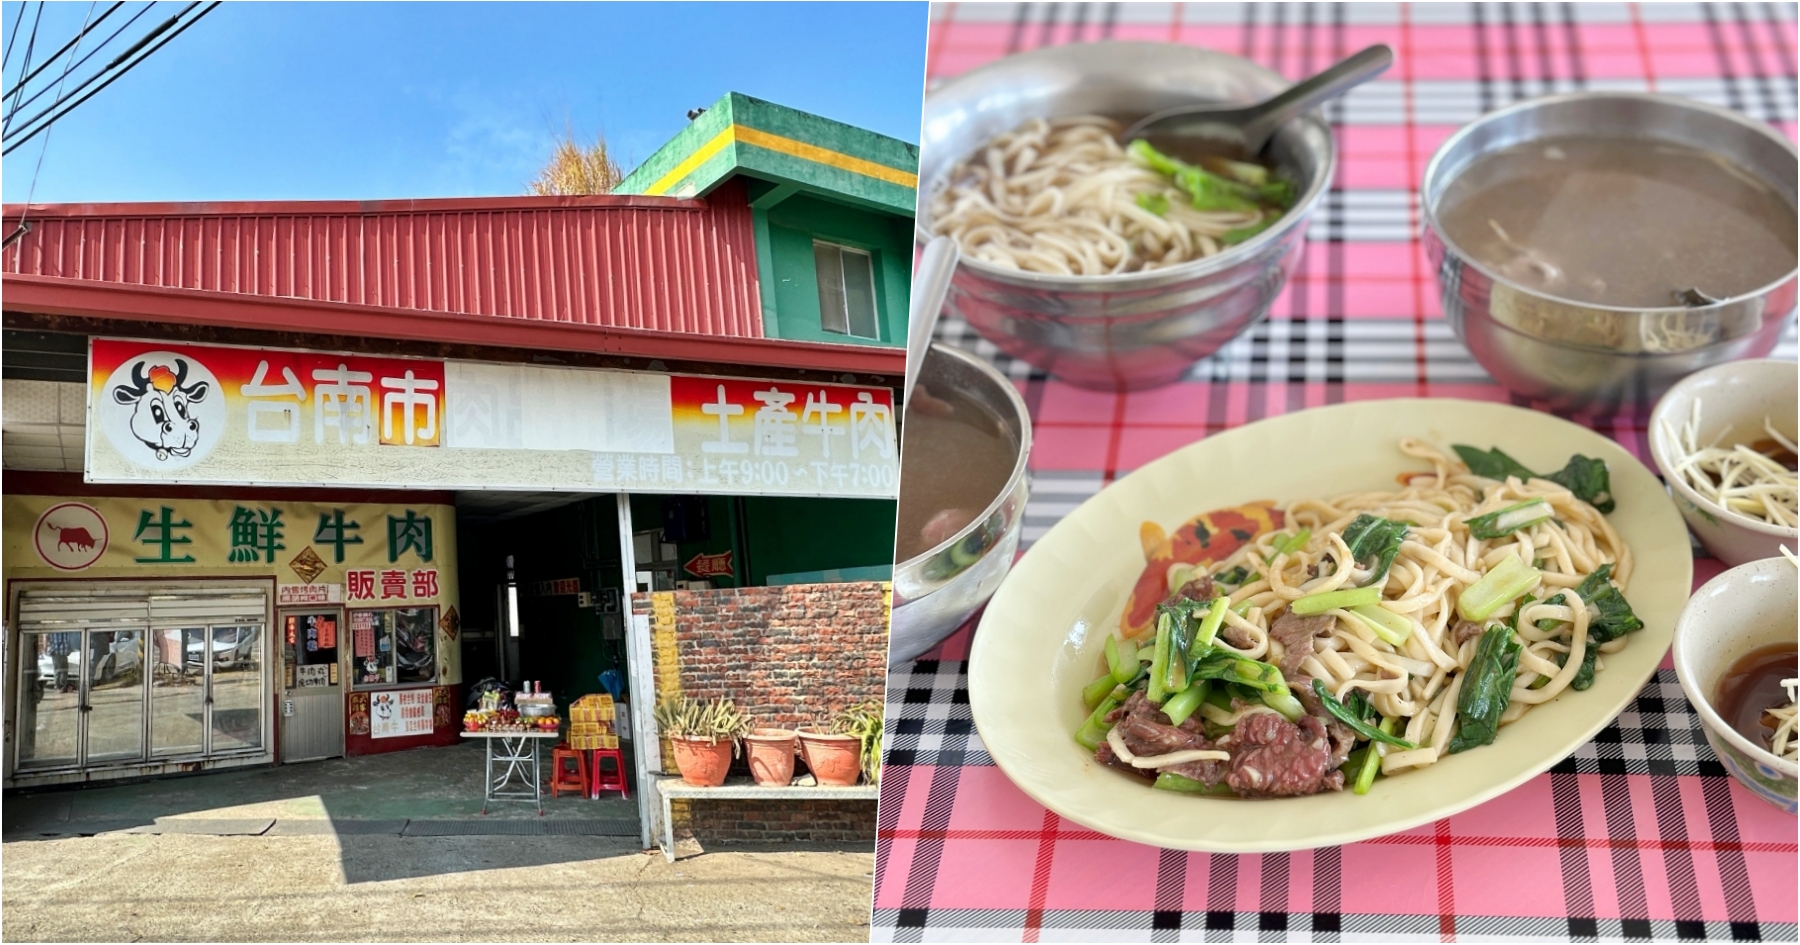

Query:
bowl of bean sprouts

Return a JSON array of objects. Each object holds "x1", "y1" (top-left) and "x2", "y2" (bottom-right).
[
  {"x1": 1649, "y1": 358, "x2": 1797, "y2": 567},
  {"x1": 917, "y1": 41, "x2": 1335, "y2": 390}
]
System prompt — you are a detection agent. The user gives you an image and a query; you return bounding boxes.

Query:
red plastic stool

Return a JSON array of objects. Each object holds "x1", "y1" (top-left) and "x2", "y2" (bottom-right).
[
  {"x1": 589, "y1": 748, "x2": 629, "y2": 800},
  {"x1": 549, "y1": 747, "x2": 588, "y2": 798}
]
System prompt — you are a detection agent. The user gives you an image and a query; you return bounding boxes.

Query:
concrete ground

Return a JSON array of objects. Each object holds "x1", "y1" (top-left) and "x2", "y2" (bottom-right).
[{"x1": 2, "y1": 742, "x2": 875, "y2": 942}]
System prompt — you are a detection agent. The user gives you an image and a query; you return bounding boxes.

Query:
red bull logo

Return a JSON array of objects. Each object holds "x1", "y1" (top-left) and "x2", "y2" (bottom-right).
[{"x1": 33, "y1": 503, "x2": 109, "y2": 571}]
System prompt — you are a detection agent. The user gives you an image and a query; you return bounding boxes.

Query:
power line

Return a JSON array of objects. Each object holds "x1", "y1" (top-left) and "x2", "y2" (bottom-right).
[
  {"x1": 3, "y1": 0, "x2": 215, "y2": 155},
  {"x1": 4, "y1": 0, "x2": 154, "y2": 130},
  {"x1": 7, "y1": 1, "x2": 119, "y2": 102},
  {"x1": 4, "y1": 0, "x2": 44, "y2": 124},
  {"x1": 5, "y1": 0, "x2": 188, "y2": 139},
  {"x1": 3, "y1": 1, "x2": 30, "y2": 75}
]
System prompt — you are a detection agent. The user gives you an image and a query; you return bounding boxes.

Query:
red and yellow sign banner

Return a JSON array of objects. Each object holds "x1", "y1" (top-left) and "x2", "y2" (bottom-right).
[{"x1": 86, "y1": 338, "x2": 898, "y2": 498}]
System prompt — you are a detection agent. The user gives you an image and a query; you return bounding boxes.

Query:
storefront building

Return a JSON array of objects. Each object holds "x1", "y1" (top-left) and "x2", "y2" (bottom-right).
[{"x1": 2, "y1": 93, "x2": 912, "y2": 846}]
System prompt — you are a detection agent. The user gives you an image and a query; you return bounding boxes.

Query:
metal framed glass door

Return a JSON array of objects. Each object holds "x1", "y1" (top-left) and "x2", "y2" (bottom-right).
[
  {"x1": 14, "y1": 584, "x2": 270, "y2": 777},
  {"x1": 149, "y1": 623, "x2": 264, "y2": 756},
  {"x1": 14, "y1": 629, "x2": 145, "y2": 769}
]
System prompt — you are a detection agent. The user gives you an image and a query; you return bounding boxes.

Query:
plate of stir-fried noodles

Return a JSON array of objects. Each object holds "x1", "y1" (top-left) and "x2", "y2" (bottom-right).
[{"x1": 968, "y1": 398, "x2": 1689, "y2": 852}]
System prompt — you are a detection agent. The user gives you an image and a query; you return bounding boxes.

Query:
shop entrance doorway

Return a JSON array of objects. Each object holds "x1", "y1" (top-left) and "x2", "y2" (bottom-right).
[{"x1": 11, "y1": 583, "x2": 272, "y2": 781}]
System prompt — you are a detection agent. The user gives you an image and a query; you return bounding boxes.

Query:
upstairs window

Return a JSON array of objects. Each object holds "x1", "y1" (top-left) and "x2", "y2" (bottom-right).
[{"x1": 813, "y1": 241, "x2": 880, "y2": 340}]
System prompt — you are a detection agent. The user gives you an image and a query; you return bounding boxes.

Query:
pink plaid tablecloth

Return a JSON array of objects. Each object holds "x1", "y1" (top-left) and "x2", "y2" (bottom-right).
[{"x1": 875, "y1": 3, "x2": 1799, "y2": 941}]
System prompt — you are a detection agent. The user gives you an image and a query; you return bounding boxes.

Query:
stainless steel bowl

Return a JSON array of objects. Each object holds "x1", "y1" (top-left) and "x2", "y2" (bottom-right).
[
  {"x1": 917, "y1": 42, "x2": 1337, "y2": 391},
  {"x1": 518, "y1": 703, "x2": 556, "y2": 718},
  {"x1": 889, "y1": 343, "x2": 1032, "y2": 665},
  {"x1": 1421, "y1": 92, "x2": 1798, "y2": 411}
]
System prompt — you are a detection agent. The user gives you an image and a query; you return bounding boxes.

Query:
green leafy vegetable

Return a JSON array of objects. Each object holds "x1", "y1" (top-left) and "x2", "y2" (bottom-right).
[
  {"x1": 1161, "y1": 680, "x2": 1210, "y2": 727},
  {"x1": 1215, "y1": 565, "x2": 1251, "y2": 586},
  {"x1": 1215, "y1": 157, "x2": 1269, "y2": 186},
  {"x1": 1153, "y1": 771, "x2": 1235, "y2": 794},
  {"x1": 1290, "y1": 585, "x2": 1382, "y2": 616},
  {"x1": 1082, "y1": 673, "x2": 1119, "y2": 709},
  {"x1": 1266, "y1": 528, "x2": 1312, "y2": 563},
  {"x1": 1311, "y1": 679, "x2": 1417, "y2": 748},
  {"x1": 1111, "y1": 637, "x2": 1139, "y2": 685},
  {"x1": 1127, "y1": 139, "x2": 1294, "y2": 212},
  {"x1": 1190, "y1": 596, "x2": 1229, "y2": 659},
  {"x1": 1544, "y1": 455, "x2": 1615, "y2": 514},
  {"x1": 1341, "y1": 514, "x2": 1410, "y2": 585},
  {"x1": 1536, "y1": 563, "x2": 1640, "y2": 692},
  {"x1": 1191, "y1": 652, "x2": 1303, "y2": 720},
  {"x1": 1351, "y1": 716, "x2": 1400, "y2": 794},
  {"x1": 1346, "y1": 603, "x2": 1415, "y2": 646},
  {"x1": 1147, "y1": 612, "x2": 1174, "y2": 704},
  {"x1": 1465, "y1": 498, "x2": 1553, "y2": 540},
  {"x1": 1457, "y1": 553, "x2": 1541, "y2": 622},
  {"x1": 1447, "y1": 625, "x2": 1522, "y2": 753},
  {"x1": 1074, "y1": 688, "x2": 1125, "y2": 751},
  {"x1": 1135, "y1": 191, "x2": 1170, "y2": 216},
  {"x1": 1452, "y1": 445, "x2": 1616, "y2": 514}
]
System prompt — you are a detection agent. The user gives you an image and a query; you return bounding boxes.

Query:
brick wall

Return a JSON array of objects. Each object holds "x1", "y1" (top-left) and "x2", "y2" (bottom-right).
[
  {"x1": 635, "y1": 582, "x2": 889, "y2": 731},
  {"x1": 634, "y1": 582, "x2": 889, "y2": 845}
]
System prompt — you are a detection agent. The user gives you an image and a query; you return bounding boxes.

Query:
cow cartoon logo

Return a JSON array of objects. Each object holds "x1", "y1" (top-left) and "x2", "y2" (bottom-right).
[
  {"x1": 99, "y1": 352, "x2": 225, "y2": 469},
  {"x1": 34, "y1": 503, "x2": 108, "y2": 570}
]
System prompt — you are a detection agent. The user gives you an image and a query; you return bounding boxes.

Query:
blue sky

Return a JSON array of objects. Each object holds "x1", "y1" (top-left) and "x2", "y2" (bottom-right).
[{"x1": 0, "y1": 1, "x2": 927, "y2": 204}]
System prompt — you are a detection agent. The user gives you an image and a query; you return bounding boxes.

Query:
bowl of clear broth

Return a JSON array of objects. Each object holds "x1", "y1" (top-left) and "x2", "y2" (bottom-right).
[
  {"x1": 890, "y1": 343, "x2": 1032, "y2": 666},
  {"x1": 1672, "y1": 555, "x2": 1798, "y2": 813},
  {"x1": 1421, "y1": 92, "x2": 1798, "y2": 411}
]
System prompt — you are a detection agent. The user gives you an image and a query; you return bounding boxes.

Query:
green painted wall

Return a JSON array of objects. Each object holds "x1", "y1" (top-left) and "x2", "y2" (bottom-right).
[
  {"x1": 742, "y1": 496, "x2": 897, "y2": 587},
  {"x1": 759, "y1": 194, "x2": 912, "y2": 346}
]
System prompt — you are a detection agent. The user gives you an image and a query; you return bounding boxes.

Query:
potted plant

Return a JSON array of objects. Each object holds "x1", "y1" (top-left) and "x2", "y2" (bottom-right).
[
  {"x1": 798, "y1": 702, "x2": 881, "y2": 787},
  {"x1": 837, "y1": 701, "x2": 884, "y2": 786},
  {"x1": 654, "y1": 696, "x2": 750, "y2": 787},
  {"x1": 742, "y1": 726, "x2": 798, "y2": 787}
]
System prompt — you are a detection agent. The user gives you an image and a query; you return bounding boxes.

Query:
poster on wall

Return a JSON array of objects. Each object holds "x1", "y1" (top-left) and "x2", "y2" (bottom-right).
[
  {"x1": 369, "y1": 688, "x2": 434, "y2": 739},
  {"x1": 85, "y1": 337, "x2": 898, "y2": 498}
]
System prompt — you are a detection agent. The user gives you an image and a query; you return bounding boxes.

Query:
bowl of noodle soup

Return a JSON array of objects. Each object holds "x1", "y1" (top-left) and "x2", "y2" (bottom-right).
[
  {"x1": 966, "y1": 398, "x2": 1690, "y2": 851},
  {"x1": 918, "y1": 42, "x2": 1335, "y2": 390}
]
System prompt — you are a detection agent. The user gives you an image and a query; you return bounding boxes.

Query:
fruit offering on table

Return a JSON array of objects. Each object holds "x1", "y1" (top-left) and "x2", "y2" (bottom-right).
[{"x1": 462, "y1": 708, "x2": 558, "y2": 733}]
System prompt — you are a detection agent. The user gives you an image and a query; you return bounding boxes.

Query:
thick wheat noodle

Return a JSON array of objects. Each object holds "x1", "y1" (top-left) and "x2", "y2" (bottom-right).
[
  {"x1": 1156, "y1": 438, "x2": 1631, "y2": 780},
  {"x1": 931, "y1": 116, "x2": 1264, "y2": 276}
]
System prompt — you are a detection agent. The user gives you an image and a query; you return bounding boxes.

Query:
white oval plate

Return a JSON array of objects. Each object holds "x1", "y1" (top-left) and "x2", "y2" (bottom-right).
[{"x1": 968, "y1": 398, "x2": 1691, "y2": 852}]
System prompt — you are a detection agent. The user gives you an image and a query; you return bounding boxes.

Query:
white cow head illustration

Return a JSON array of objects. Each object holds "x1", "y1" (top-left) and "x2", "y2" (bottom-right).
[{"x1": 112, "y1": 360, "x2": 211, "y2": 461}]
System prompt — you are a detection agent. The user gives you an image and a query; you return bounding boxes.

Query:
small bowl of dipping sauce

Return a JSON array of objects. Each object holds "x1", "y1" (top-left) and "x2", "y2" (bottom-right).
[
  {"x1": 1650, "y1": 359, "x2": 1798, "y2": 567},
  {"x1": 889, "y1": 343, "x2": 1032, "y2": 665},
  {"x1": 1672, "y1": 555, "x2": 1798, "y2": 813}
]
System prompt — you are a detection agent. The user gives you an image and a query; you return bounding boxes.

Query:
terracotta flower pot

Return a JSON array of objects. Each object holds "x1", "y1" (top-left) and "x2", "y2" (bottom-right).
[
  {"x1": 743, "y1": 728, "x2": 798, "y2": 786},
  {"x1": 797, "y1": 731, "x2": 862, "y2": 786},
  {"x1": 669, "y1": 735, "x2": 734, "y2": 787}
]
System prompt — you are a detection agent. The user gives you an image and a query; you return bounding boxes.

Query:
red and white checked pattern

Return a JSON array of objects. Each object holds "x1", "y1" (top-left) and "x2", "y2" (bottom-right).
[{"x1": 876, "y1": 3, "x2": 1799, "y2": 941}]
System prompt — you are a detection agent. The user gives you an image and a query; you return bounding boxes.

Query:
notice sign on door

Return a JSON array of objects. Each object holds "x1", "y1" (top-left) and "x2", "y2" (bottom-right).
[
  {"x1": 369, "y1": 688, "x2": 434, "y2": 739},
  {"x1": 295, "y1": 664, "x2": 330, "y2": 688}
]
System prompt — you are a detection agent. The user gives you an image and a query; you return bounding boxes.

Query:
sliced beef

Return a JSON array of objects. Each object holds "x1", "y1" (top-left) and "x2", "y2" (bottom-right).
[
  {"x1": 1454, "y1": 620, "x2": 1485, "y2": 645},
  {"x1": 1108, "y1": 690, "x2": 1207, "y2": 757},
  {"x1": 1225, "y1": 712, "x2": 1346, "y2": 797},
  {"x1": 1287, "y1": 673, "x2": 1357, "y2": 769},
  {"x1": 1162, "y1": 756, "x2": 1227, "y2": 787},
  {"x1": 1094, "y1": 739, "x2": 1156, "y2": 782},
  {"x1": 1270, "y1": 610, "x2": 1335, "y2": 676},
  {"x1": 1177, "y1": 575, "x2": 1216, "y2": 603},
  {"x1": 1220, "y1": 623, "x2": 1257, "y2": 649}
]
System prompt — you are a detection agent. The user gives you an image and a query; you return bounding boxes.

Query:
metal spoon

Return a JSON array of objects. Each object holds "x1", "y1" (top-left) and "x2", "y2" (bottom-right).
[
  {"x1": 1125, "y1": 44, "x2": 1393, "y2": 156},
  {"x1": 903, "y1": 236, "x2": 958, "y2": 406}
]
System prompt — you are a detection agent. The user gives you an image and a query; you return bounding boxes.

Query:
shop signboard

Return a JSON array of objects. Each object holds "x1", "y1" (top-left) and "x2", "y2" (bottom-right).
[
  {"x1": 87, "y1": 338, "x2": 899, "y2": 498},
  {"x1": 2, "y1": 493, "x2": 462, "y2": 689},
  {"x1": 368, "y1": 688, "x2": 434, "y2": 739},
  {"x1": 279, "y1": 583, "x2": 343, "y2": 606}
]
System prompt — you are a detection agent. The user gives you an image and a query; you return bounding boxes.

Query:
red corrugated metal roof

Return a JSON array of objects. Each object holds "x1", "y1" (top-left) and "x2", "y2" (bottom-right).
[
  {"x1": 0, "y1": 183, "x2": 905, "y2": 374},
  {"x1": 3, "y1": 184, "x2": 764, "y2": 337}
]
